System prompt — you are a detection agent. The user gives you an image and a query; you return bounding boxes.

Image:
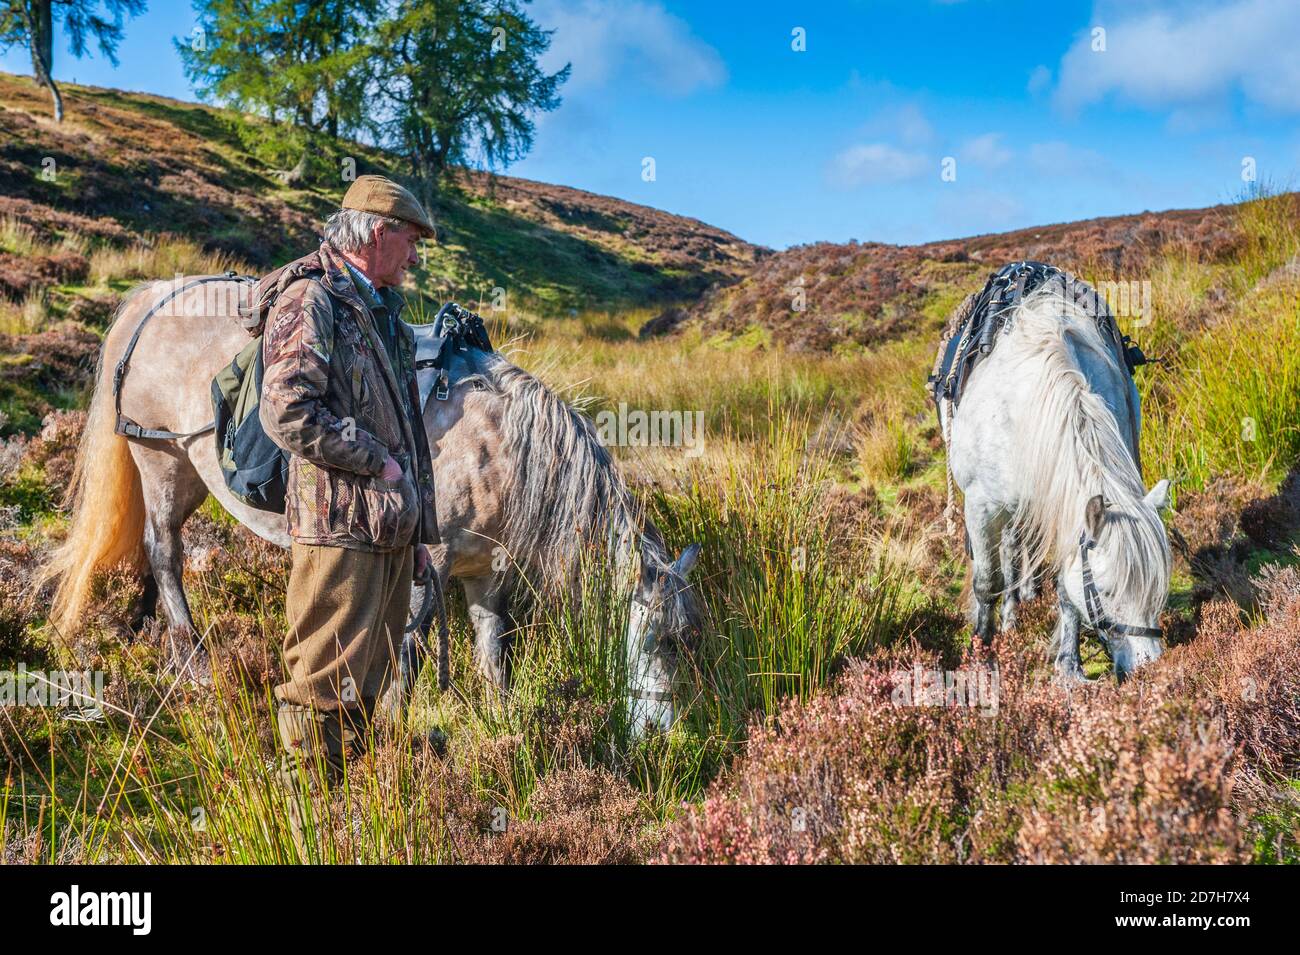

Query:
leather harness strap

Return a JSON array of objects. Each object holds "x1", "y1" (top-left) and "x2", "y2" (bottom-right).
[
  {"x1": 628, "y1": 686, "x2": 672, "y2": 703},
  {"x1": 114, "y1": 272, "x2": 255, "y2": 441},
  {"x1": 1078, "y1": 530, "x2": 1163, "y2": 641}
]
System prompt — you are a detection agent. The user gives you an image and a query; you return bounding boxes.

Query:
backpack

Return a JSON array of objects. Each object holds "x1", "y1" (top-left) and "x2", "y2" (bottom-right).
[{"x1": 211, "y1": 336, "x2": 289, "y2": 513}]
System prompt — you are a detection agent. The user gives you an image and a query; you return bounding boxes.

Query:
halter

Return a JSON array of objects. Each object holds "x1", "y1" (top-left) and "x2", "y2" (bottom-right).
[
  {"x1": 626, "y1": 598, "x2": 673, "y2": 704},
  {"x1": 1078, "y1": 531, "x2": 1163, "y2": 642}
]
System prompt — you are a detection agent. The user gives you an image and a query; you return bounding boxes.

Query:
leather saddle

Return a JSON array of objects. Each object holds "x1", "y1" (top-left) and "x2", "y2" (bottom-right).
[
  {"x1": 414, "y1": 302, "x2": 494, "y2": 408},
  {"x1": 929, "y1": 260, "x2": 1150, "y2": 414}
]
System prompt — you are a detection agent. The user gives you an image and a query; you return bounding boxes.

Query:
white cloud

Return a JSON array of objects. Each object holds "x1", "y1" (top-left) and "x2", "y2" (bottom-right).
[
  {"x1": 888, "y1": 104, "x2": 936, "y2": 147},
  {"x1": 848, "y1": 101, "x2": 936, "y2": 147},
  {"x1": 533, "y1": 0, "x2": 727, "y2": 97},
  {"x1": 961, "y1": 132, "x2": 1012, "y2": 168},
  {"x1": 1054, "y1": 0, "x2": 1300, "y2": 113},
  {"x1": 825, "y1": 143, "x2": 930, "y2": 188}
]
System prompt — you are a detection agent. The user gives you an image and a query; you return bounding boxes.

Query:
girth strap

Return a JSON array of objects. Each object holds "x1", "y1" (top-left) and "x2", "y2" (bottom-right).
[{"x1": 114, "y1": 272, "x2": 255, "y2": 442}]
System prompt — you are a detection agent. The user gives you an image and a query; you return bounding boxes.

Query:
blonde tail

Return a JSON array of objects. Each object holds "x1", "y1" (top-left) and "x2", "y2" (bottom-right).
[{"x1": 36, "y1": 304, "x2": 149, "y2": 636}]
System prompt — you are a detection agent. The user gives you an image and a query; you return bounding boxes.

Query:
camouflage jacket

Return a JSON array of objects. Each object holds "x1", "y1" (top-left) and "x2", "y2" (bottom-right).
[{"x1": 255, "y1": 241, "x2": 438, "y2": 552}]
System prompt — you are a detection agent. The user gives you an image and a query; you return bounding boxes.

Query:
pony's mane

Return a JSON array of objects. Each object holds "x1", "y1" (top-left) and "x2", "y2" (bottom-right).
[
  {"x1": 1003, "y1": 288, "x2": 1170, "y2": 610},
  {"x1": 470, "y1": 351, "x2": 700, "y2": 639}
]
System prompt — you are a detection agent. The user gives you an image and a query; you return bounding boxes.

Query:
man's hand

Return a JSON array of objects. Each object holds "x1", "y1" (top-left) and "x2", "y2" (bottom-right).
[
  {"x1": 413, "y1": 544, "x2": 430, "y2": 580},
  {"x1": 380, "y1": 455, "x2": 403, "y2": 481}
]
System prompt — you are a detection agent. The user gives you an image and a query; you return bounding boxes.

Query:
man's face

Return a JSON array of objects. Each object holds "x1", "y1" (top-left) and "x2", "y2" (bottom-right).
[{"x1": 369, "y1": 221, "x2": 421, "y2": 288}]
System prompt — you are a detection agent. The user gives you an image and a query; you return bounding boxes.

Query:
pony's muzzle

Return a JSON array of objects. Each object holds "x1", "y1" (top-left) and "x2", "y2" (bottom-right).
[
  {"x1": 628, "y1": 688, "x2": 674, "y2": 736},
  {"x1": 1112, "y1": 634, "x2": 1163, "y2": 680}
]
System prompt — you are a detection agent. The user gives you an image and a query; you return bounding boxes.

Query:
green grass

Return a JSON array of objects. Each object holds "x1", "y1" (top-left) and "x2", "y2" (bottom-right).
[
  {"x1": 1143, "y1": 283, "x2": 1300, "y2": 489},
  {"x1": 1134, "y1": 187, "x2": 1300, "y2": 490}
]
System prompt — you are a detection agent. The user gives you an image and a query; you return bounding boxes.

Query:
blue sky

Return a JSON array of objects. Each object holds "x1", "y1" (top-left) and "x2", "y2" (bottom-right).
[{"x1": 4, "y1": 0, "x2": 1298, "y2": 249}]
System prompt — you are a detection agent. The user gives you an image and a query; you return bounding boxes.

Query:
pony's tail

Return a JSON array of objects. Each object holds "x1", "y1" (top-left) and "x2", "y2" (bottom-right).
[{"x1": 36, "y1": 297, "x2": 150, "y2": 637}]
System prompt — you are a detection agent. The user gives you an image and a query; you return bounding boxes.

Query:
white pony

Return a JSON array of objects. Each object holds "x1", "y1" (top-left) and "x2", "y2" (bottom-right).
[{"x1": 943, "y1": 286, "x2": 1172, "y2": 681}]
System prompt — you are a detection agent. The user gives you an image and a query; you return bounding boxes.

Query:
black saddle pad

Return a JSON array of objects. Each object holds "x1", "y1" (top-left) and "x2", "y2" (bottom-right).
[{"x1": 931, "y1": 261, "x2": 1137, "y2": 412}]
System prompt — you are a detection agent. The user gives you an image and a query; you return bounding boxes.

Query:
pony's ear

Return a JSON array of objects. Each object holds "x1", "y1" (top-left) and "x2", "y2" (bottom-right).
[
  {"x1": 1144, "y1": 478, "x2": 1172, "y2": 514},
  {"x1": 674, "y1": 543, "x2": 701, "y2": 578},
  {"x1": 1085, "y1": 494, "x2": 1106, "y2": 539}
]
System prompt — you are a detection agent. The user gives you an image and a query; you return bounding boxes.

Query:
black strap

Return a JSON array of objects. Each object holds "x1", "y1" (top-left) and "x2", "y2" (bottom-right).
[
  {"x1": 400, "y1": 567, "x2": 452, "y2": 695},
  {"x1": 1078, "y1": 531, "x2": 1163, "y2": 640},
  {"x1": 114, "y1": 272, "x2": 255, "y2": 442},
  {"x1": 629, "y1": 687, "x2": 672, "y2": 703}
]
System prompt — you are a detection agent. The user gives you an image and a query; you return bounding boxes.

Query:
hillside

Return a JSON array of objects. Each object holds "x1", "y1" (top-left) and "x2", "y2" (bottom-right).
[
  {"x1": 0, "y1": 71, "x2": 764, "y2": 317},
  {"x1": 667, "y1": 198, "x2": 1263, "y2": 351}
]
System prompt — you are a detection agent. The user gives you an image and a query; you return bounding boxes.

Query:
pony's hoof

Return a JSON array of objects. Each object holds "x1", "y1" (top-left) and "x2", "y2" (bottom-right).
[
  {"x1": 1053, "y1": 666, "x2": 1091, "y2": 688},
  {"x1": 412, "y1": 727, "x2": 448, "y2": 758},
  {"x1": 167, "y1": 640, "x2": 213, "y2": 686}
]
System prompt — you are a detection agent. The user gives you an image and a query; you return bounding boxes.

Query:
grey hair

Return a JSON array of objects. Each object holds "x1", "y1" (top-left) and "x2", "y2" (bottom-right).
[{"x1": 322, "y1": 208, "x2": 406, "y2": 253}]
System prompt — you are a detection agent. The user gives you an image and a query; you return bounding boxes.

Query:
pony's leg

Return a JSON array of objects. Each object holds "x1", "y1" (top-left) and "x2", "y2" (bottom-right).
[
  {"x1": 1018, "y1": 537, "x2": 1038, "y2": 602},
  {"x1": 132, "y1": 443, "x2": 209, "y2": 670},
  {"x1": 1051, "y1": 575, "x2": 1087, "y2": 684},
  {"x1": 998, "y1": 529, "x2": 1020, "y2": 632},
  {"x1": 462, "y1": 575, "x2": 511, "y2": 692},
  {"x1": 130, "y1": 573, "x2": 159, "y2": 632},
  {"x1": 965, "y1": 498, "x2": 1003, "y2": 645}
]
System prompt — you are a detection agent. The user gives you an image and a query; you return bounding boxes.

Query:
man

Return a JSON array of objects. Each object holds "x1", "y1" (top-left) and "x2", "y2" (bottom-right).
[{"x1": 255, "y1": 174, "x2": 439, "y2": 779}]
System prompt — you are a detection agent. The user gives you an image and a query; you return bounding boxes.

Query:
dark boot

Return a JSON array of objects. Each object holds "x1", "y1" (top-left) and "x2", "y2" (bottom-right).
[{"x1": 275, "y1": 704, "x2": 370, "y2": 859}]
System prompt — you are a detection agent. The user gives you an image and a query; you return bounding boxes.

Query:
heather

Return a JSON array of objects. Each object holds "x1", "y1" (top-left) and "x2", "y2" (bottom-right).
[{"x1": 661, "y1": 566, "x2": 1300, "y2": 864}]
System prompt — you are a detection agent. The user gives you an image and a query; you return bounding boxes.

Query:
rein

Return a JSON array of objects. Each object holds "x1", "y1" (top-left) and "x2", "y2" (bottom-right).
[
  {"x1": 403, "y1": 566, "x2": 451, "y2": 692},
  {"x1": 1078, "y1": 531, "x2": 1163, "y2": 642}
]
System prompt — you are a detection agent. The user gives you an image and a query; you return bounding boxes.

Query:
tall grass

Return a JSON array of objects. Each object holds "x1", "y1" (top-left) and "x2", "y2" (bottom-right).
[
  {"x1": 0, "y1": 216, "x2": 39, "y2": 256},
  {"x1": 653, "y1": 412, "x2": 913, "y2": 723},
  {"x1": 1141, "y1": 189, "x2": 1300, "y2": 489},
  {"x1": 858, "y1": 417, "x2": 916, "y2": 485},
  {"x1": 508, "y1": 322, "x2": 934, "y2": 442},
  {"x1": 1143, "y1": 288, "x2": 1300, "y2": 487},
  {"x1": 0, "y1": 290, "x2": 51, "y2": 335},
  {"x1": 88, "y1": 236, "x2": 249, "y2": 285}
]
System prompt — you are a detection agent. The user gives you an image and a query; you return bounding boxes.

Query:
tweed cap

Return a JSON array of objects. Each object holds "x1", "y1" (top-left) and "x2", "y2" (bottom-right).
[{"x1": 341, "y1": 175, "x2": 435, "y2": 238}]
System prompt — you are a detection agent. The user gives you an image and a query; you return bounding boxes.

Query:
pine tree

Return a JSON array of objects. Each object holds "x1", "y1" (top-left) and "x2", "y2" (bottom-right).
[
  {"x1": 0, "y1": 0, "x2": 145, "y2": 121},
  {"x1": 177, "y1": 0, "x2": 379, "y2": 184},
  {"x1": 375, "y1": 0, "x2": 569, "y2": 202}
]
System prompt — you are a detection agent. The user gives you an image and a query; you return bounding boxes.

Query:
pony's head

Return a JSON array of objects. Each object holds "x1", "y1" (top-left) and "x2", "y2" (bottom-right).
[
  {"x1": 1059, "y1": 479, "x2": 1172, "y2": 679},
  {"x1": 626, "y1": 541, "x2": 702, "y2": 733}
]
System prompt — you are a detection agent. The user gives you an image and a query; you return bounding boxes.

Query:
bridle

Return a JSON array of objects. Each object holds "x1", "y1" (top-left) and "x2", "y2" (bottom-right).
[
  {"x1": 1078, "y1": 531, "x2": 1163, "y2": 643},
  {"x1": 627, "y1": 598, "x2": 673, "y2": 704}
]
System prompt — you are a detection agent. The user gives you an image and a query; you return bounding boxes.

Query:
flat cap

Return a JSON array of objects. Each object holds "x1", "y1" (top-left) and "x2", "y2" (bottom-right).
[{"x1": 341, "y1": 175, "x2": 436, "y2": 238}]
